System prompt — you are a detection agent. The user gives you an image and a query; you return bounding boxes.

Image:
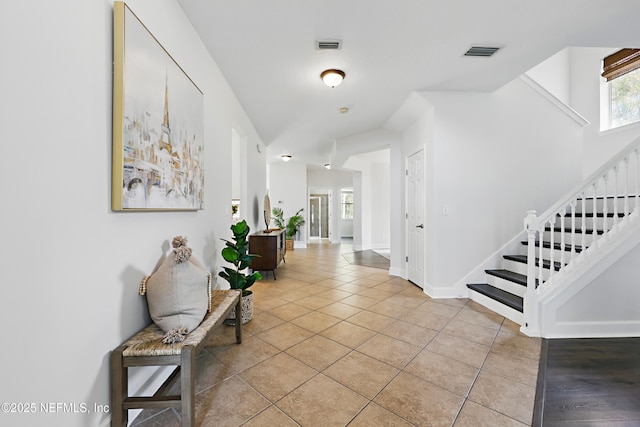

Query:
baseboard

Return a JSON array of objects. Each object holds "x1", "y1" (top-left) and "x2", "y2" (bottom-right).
[
  {"x1": 293, "y1": 241, "x2": 307, "y2": 249},
  {"x1": 422, "y1": 282, "x2": 462, "y2": 299},
  {"x1": 542, "y1": 320, "x2": 640, "y2": 339},
  {"x1": 370, "y1": 244, "x2": 390, "y2": 251},
  {"x1": 388, "y1": 267, "x2": 404, "y2": 278}
]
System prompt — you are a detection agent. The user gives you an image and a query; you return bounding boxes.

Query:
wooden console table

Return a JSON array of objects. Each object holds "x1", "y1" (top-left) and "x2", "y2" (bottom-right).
[{"x1": 249, "y1": 229, "x2": 285, "y2": 279}]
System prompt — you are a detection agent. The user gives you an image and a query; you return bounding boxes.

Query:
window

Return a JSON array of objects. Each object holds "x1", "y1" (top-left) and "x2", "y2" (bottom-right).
[
  {"x1": 340, "y1": 189, "x2": 353, "y2": 220},
  {"x1": 602, "y1": 48, "x2": 640, "y2": 130},
  {"x1": 610, "y1": 68, "x2": 640, "y2": 128}
]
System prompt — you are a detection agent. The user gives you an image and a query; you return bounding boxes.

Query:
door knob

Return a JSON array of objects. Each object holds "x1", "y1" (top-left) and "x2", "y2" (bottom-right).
[{"x1": 416, "y1": 224, "x2": 424, "y2": 229}]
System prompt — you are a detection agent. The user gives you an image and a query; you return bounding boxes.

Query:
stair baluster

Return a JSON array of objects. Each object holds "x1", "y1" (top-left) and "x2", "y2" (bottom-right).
[
  {"x1": 549, "y1": 216, "x2": 556, "y2": 279},
  {"x1": 636, "y1": 148, "x2": 640, "y2": 212},
  {"x1": 560, "y1": 208, "x2": 566, "y2": 268},
  {"x1": 570, "y1": 201, "x2": 577, "y2": 262},
  {"x1": 539, "y1": 220, "x2": 545, "y2": 284},
  {"x1": 603, "y1": 172, "x2": 609, "y2": 236},
  {"x1": 592, "y1": 183, "x2": 598, "y2": 247},
  {"x1": 581, "y1": 193, "x2": 587, "y2": 251},
  {"x1": 613, "y1": 165, "x2": 619, "y2": 228},
  {"x1": 624, "y1": 157, "x2": 630, "y2": 218}
]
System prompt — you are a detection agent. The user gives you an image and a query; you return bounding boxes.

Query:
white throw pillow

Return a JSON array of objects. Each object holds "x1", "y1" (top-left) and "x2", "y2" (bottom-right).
[{"x1": 140, "y1": 236, "x2": 210, "y2": 343}]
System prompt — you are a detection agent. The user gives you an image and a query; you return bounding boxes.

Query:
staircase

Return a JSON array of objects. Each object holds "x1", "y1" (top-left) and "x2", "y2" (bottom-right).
[
  {"x1": 466, "y1": 205, "x2": 617, "y2": 326},
  {"x1": 466, "y1": 137, "x2": 640, "y2": 335}
]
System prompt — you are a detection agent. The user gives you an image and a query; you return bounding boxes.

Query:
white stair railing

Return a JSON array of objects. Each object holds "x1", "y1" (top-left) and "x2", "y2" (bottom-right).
[{"x1": 522, "y1": 137, "x2": 640, "y2": 333}]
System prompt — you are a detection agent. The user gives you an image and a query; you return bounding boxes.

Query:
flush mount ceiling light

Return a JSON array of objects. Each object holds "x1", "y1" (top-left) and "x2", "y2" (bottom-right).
[
  {"x1": 324, "y1": 163, "x2": 331, "y2": 169},
  {"x1": 281, "y1": 154, "x2": 292, "y2": 161},
  {"x1": 321, "y1": 69, "x2": 345, "y2": 88}
]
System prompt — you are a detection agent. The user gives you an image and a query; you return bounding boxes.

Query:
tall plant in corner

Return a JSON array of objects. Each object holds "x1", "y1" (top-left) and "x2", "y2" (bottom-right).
[
  {"x1": 272, "y1": 207, "x2": 306, "y2": 240},
  {"x1": 272, "y1": 207, "x2": 305, "y2": 251},
  {"x1": 219, "y1": 220, "x2": 261, "y2": 324}
]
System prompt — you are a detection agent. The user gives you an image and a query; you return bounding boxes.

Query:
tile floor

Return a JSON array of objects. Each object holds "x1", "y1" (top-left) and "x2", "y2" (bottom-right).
[{"x1": 132, "y1": 241, "x2": 542, "y2": 427}]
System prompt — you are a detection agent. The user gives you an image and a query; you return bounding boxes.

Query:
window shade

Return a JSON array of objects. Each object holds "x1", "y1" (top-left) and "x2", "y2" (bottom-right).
[{"x1": 602, "y1": 48, "x2": 640, "y2": 81}]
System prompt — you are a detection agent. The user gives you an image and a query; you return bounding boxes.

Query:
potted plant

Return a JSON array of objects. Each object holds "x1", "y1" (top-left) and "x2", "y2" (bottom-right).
[
  {"x1": 272, "y1": 207, "x2": 305, "y2": 250},
  {"x1": 219, "y1": 220, "x2": 262, "y2": 324}
]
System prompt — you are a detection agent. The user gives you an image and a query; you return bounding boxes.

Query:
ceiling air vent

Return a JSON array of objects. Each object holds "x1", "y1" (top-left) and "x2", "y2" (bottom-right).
[
  {"x1": 316, "y1": 40, "x2": 342, "y2": 50},
  {"x1": 464, "y1": 46, "x2": 501, "y2": 57}
]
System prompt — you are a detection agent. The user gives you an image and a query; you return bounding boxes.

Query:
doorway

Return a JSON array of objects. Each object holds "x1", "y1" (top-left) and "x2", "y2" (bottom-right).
[
  {"x1": 309, "y1": 193, "x2": 329, "y2": 239},
  {"x1": 231, "y1": 128, "x2": 246, "y2": 224}
]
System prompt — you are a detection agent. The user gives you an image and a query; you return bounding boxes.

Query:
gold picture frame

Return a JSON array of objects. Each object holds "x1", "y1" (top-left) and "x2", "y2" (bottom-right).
[{"x1": 112, "y1": 2, "x2": 204, "y2": 211}]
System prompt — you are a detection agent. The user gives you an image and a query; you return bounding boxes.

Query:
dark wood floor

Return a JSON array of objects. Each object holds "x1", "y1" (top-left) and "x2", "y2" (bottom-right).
[{"x1": 534, "y1": 337, "x2": 640, "y2": 426}]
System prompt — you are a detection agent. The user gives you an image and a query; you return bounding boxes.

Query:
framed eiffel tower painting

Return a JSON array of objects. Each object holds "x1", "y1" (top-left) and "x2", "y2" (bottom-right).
[{"x1": 112, "y1": 2, "x2": 204, "y2": 211}]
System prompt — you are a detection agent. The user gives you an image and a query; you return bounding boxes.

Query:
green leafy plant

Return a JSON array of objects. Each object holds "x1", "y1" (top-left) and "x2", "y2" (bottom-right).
[
  {"x1": 272, "y1": 207, "x2": 306, "y2": 240},
  {"x1": 271, "y1": 207, "x2": 285, "y2": 230},
  {"x1": 219, "y1": 220, "x2": 262, "y2": 296}
]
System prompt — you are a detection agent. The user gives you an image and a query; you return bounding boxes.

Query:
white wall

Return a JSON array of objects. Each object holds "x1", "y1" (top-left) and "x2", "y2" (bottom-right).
[
  {"x1": 389, "y1": 141, "x2": 405, "y2": 275},
  {"x1": 340, "y1": 218, "x2": 355, "y2": 239},
  {"x1": 399, "y1": 111, "x2": 436, "y2": 282},
  {"x1": 541, "y1": 232, "x2": 640, "y2": 338},
  {"x1": 370, "y1": 162, "x2": 391, "y2": 249},
  {"x1": 525, "y1": 48, "x2": 571, "y2": 106},
  {"x1": 352, "y1": 171, "x2": 365, "y2": 249},
  {"x1": 556, "y1": 241, "x2": 640, "y2": 335},
  {"x1": 400, "y1": 77, "x2": 584, "y2": 296},
  {"x1": 521, "y1": 47, "x2": 640, "y2": 178},
  {"x1": 343, "y1": 150, "x2": 391, "y2": 251},
  {"x1": 268, "y1": 161, "x2": 308, "y2": 246},
  {"x1": 0, "y1": 1, "x2": 265, "y2": 426},
  {"x1": 333, "y1": 129, "x2": 397, "y2": 168}
]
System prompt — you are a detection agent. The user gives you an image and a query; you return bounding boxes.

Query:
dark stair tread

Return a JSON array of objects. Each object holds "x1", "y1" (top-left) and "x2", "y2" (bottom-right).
[
  {"x1": 545, "y1": 226, "x2": 604, "y2": 235},
  {"x1": 467, "y1": 283, "x2": 523, "y2": 312},
  {"x1": 487, "y1": 268, "x2": 541, "y2": 289},
  {"x1": 577, "y1": 195, "x2": 639, "y2": 200},
  {"x1": 503, "y1": 254, "x2": 563, "y2": 271},
  {"x1": 564, "y1": 212, "x2": 626, "y2": 218},
  {"x1": 521, "y1": 240, "x2": 584, "y2": 253},
  {"x1": 485, "y1": 269, "x2": 528, "y2": 286}
]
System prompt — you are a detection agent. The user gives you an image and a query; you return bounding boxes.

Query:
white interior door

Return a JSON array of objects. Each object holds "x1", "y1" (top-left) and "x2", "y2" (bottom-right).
[{"x1": 407, "y1": 149, "x2": 425, "y2": 288}]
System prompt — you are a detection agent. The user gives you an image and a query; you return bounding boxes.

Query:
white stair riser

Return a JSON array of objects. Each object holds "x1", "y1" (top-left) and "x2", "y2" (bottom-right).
[
  {"x1": 576, "y1": 197, "x2": 637, "y2": 213},
  {"x1": 467, "y1": 289, "x2": 523, "y2": 325},
  {"x1": 502, "y1": 259, "x2": 552, "y2": 281},
  {"x1": 524, "y1": 245, "x2": 580, "y2": 262},
  {"x1": 557, "y1": 216, "x2": 602, "y2": 229},
  {"x1": 486, "y1": 275, "x2": 526, "y2": 298},
  {"x1": 549, "y1": 231, "x2": 597, "y2": 247},
  {"x1": 556, "y1": 217, "x2": 623, "y2": 232}
]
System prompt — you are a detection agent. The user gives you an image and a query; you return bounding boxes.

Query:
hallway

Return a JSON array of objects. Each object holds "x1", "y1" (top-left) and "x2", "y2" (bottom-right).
[{"x1": 132, "y1": 241, "x2": 541, "y2": 426}]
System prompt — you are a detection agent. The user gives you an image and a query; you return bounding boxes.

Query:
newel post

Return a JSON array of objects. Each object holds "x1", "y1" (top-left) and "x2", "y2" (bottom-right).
[{"x1": 522, "y1": 210, "x2": 540, "y2": 336}]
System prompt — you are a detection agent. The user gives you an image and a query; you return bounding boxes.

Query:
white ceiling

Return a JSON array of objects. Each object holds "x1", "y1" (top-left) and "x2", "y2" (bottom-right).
[{"x1": 178, "y1": 0, "x2": 640, "y2": 166}]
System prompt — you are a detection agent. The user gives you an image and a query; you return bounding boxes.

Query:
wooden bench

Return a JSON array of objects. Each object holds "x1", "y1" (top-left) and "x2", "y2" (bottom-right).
[{"x1": 110, "y1": 290, "x2": 242, "y2": 427}]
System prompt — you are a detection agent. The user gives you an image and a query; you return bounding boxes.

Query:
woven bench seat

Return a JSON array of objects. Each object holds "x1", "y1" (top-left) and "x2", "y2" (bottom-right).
[{"x1": 111, "y1": 289, "x2": 242, "y2": 427}]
